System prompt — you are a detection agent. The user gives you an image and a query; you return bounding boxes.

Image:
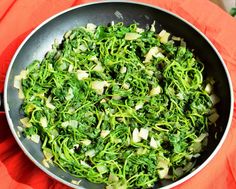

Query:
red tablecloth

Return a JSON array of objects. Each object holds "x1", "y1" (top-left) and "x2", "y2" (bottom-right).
[{"x1": 1, "y1": 0, "x2": 236, "y2": 189}]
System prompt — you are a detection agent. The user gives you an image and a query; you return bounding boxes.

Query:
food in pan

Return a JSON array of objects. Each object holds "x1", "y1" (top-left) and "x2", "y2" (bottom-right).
[{"x1": 14, "y1": 22, "x2": 220, "y2": 188}]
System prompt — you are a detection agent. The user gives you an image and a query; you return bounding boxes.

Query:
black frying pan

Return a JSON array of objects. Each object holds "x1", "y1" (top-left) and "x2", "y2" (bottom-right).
[{"x1": 2, "y1": 1, "x2": 234, "y2": 188}]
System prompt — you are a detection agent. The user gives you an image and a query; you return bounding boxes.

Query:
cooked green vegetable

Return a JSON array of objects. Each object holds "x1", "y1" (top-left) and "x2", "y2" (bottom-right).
[{"x1": 15, "y1": 22, "x2": 219, "y2": 188}]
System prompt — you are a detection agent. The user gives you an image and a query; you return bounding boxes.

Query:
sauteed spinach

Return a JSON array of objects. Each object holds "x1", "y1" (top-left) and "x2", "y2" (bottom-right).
[{"x1": 15, "y1": 22, "x2": 219, "y2": 189}]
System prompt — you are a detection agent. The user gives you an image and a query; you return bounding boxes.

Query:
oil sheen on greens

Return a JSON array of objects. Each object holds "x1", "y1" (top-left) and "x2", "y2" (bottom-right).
[{"x1": 18, "y1": 22, "x2": 217, "y2": 189}]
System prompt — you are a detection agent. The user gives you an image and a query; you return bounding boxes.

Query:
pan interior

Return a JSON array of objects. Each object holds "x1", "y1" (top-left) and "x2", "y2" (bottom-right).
[{"x1": 5, "y1": 2, "x2": 232, "y2": 188}]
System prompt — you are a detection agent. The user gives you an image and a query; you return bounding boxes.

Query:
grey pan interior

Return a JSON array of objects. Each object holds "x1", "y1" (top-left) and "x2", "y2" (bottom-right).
[{"x1": 4, "y1": 1, "x2": 234, "y2": 189}]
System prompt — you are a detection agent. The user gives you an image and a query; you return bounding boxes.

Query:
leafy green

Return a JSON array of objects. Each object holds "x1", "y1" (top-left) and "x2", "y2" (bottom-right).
[{"x1": 19, "y1": 22, "x2": 216, "y2": 188}]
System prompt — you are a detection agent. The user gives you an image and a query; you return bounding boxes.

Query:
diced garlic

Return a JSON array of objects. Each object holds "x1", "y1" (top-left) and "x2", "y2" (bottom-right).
[
  {"x1": 125, "y1": 33, "x2": 141, "y2": 40},
  {"x1": 91, "y1": 81, "x2": 110, "y2": 95},
  {"x1": 86, "y1": 23, "x2": 97, "y2": 33},
  {"x1": 132, "y1": 128, "x2": 141, "y2": 143},
  {"x1": 31, "y1": 134, "x2": 40, "y2": 143},
  {"x1": 40, "y1": 117, "x2": 47, "y2": 128},
  {"x1": 150, "y1": 86, "x2": 161, "y2": 96},
  {"x1": 158, "y1": 30, "x2": 170, "y2": 43},
  {"x1": 150, "y1": 137, "x2": 158, "y2": 149},
  {"x1": 139, "y1": 128, "x2": 149, "y2": 140},
  {"x1": 120, "y1": 66, "x2": 127, "y2": 74},
  {"x1": 77, "y1": 70, "x2": 89, "y2": 80},
  {"x1": 100, "y1": 130, "x2": 110, "y2": 138}
]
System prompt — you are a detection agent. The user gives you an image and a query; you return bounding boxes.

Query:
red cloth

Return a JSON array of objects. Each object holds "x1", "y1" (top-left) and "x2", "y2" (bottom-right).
[{"x1": 0, "y1": 0, "x2": 236, "y2": 188}]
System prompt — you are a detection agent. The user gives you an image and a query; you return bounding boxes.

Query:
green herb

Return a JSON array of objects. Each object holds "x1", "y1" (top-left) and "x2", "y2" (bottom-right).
[{"x1": 17, "y1": 22, "x2": 217, "y2": 189}]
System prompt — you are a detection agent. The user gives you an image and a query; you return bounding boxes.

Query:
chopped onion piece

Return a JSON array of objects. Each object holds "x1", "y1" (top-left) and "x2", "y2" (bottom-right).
[
  {"x1": 208, "y1": 112, "x2": 219, "y2": 123},
  {"x1": 112, "y1": 95, "x2": 122, "y2": 100},
  {"x1": 204, "y1": 83, "x2": 212, "y2": 94},
  {"x1": 150, "y1": 86, "x2": 161, "y2": 96},
  {"x1": 43, "y1": 148, "x2": 53, "y2": 160},
  {"x1": 135, "y1": 101, "x2": 144, "y2": 110},
  {"x1": 93, "y1": 62, "x2": 104, "y2": 72},
  {"x1": 210, "y1": 94, "x2": 220, "y2": 105},
  {"x1": 77, "y1": 70, "x2": 89, "y2": 80},
  {"x1": 31, "y1": 134, "x2": 40, "y2": 143},
  {"x1": 136, "y1": 27, "x2": 144, "y2": 33},
  {"x1": 139, "y1": 128, "x2": 149, "y2": 140},
  {"x1": 96, "y1": 164, "x2": 108, "y2": 174},
  {"x1": 40, "y1": 117, "x2": 47, "y2": 128},
  {"x1": 80, "y1": 160, "x2": 91, "y2": 168},
  {"x1": 122, "y1": 83, "x2": 130, "y2": 90},
  {"x1": 150, "y1": 137, "x2": 158, "y2": 149},
  {"x1": 81, "y1": 139, "x2": 91, "y2": 146},
  {"x1": 62, "y1": 120, "x2": 78, "y2": 128},
  {"x1": 85, "y1": 149, "x2": 95, "y2": 157},
  {"x1": 125, "y1": 33, "x2": 141, "y2": 40},
  {"x1": 46, "y1": 96, "x2": 56, "y2": 110},
  {"x1": 101, "y1": 130, "x2": 110, "y2": 138},
  {"x1": 13, "y1": 75, "x2": 22, "y2": 89},
  {"x1": 65, "y1": 88, "x2": 74, "y2": 100},
  {"x1": 144, "y1": 47, "x2": 159, "y2": 63},
  {"x1": 86, "y1": 23, "x2": 97, "y2": 33},
  {"x1": 195, "y1": 133, "x2": 208, "y2": 143},
  {"x1": 71, "y1": 180, "x2": 81, "y2": 185},
  {"x1": 150, "y1": 21, "x2": 156, "y2": 32},
  {"x1": 157, "y1": 157, "x2": 169, "y2": 179},
  {"x1": 132, "y1": 128, "x2": 141, "y2": 143},
  {"x1": 172, "y1": 36, "x2": 181, "y2": 41},
  {"x1": 108, "y1": 173, "x2": 119, "y2": 182},
  {"x1": 158, "y1": 30, "x2": 170, "y2": 43},
  {"x1": 78, "y1": 44, "x2": 87, "y2": 52},
  {"x1": 91, "y1": 81, "x2": 110, "y2": 95},
  {"x1": 120, "y1": 66, "x2": 127, "y2": 74},
  {"x1": 20, "y1": 117, "x2": 32, "y2": 128},
  {"x1": 68, "y1": 64, "x2": 74, "y2": 72},
  {"x1": 42, "y1": 159, "x2": 50, "y2": 168}
]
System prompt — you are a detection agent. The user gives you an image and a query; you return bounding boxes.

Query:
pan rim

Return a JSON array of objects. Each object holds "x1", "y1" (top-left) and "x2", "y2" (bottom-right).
[{"x1": 4, "y1": 1, "x2": 234, "y2": 189}]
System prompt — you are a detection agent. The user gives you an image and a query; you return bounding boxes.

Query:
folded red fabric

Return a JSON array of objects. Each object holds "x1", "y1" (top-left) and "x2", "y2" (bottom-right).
[{"x1": 0, "y1": 0, "x2": 236, "y2": 189}]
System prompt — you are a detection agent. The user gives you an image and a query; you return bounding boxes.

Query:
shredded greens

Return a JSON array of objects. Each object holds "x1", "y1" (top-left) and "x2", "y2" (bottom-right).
[{"x1": 16, "y1": 22, "x2": 219, "y2": 189}]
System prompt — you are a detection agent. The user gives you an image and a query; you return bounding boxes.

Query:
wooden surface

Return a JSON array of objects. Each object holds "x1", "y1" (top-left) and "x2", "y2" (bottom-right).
[{"x1": 211, "y1": 0, "x2": 236, "y2": 11}]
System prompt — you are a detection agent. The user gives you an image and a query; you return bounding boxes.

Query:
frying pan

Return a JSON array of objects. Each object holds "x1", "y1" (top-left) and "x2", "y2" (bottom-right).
[{"x1": 2, "y1": 1, "x2": 234, "y2": 188}]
